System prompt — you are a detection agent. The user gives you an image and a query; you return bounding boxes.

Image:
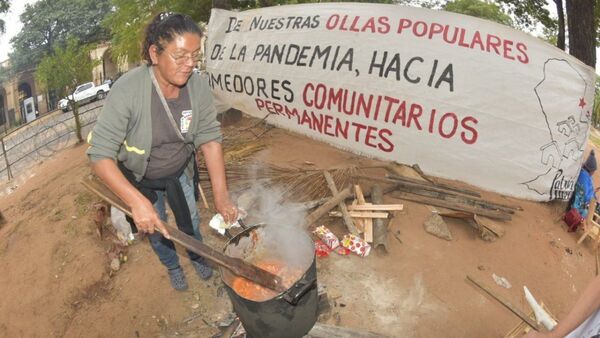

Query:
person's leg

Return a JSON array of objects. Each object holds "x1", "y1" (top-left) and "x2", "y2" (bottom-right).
[
  {"x1": 148, "y1": 190, "x2": 187, "y2": 290},
  {"x1": 178, "y1": 172, "x2": 202, "y2": 240},
  {"x1": 148, "y1": 190, "x2": 180, "y2": 269},
  {"x1": 178, "y1": 172, "x2": 212, "y2": 280}
]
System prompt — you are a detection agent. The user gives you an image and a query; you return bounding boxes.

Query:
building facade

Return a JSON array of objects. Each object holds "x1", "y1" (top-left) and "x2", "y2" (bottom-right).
[{"x1": 0, "y1": 43, "x2": 135, "y2": 133}]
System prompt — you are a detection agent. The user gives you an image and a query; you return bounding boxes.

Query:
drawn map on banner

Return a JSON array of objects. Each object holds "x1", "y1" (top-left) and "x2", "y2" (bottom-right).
[{"x1": 205, "y1": 3, "x2": 596, "y2": 201}]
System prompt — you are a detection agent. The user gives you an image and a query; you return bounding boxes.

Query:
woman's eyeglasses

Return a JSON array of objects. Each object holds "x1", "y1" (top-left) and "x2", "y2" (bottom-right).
[{"x1": 168, "y1": 52, "x2": 202, "y2": 65}]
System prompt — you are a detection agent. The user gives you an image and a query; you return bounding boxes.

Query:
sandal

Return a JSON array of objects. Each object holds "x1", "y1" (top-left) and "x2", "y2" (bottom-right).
[
  {"x1": 191, "y1": 258, "x2": 213, "y2": 280},
  {"x1": 167, "y1": 266, "x2": 188, "y2": 291}
]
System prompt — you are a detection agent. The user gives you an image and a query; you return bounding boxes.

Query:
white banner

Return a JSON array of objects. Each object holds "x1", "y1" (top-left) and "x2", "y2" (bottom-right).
[{"x1": 206, "y1": 4, "x2": 596, "y2": 201}]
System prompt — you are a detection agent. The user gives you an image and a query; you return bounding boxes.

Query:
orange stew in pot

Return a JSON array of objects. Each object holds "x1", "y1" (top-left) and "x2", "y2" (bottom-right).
[{"x1": 232, "y1": 260, "x2": 301, "y2": 302}]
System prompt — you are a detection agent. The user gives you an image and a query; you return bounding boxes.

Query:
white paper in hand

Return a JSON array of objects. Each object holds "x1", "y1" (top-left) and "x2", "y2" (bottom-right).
[{"x1": 208, "y1": 208, "x2": 247, "y2": 235}]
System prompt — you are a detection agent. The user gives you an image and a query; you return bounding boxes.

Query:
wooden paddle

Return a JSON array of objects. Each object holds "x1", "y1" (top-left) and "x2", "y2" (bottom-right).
[{"x1": 81, "y1": 177, "x2": 286, "y2": 293}]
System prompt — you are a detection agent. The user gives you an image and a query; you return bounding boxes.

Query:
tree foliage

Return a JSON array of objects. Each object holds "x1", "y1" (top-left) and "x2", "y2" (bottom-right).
[
  {"x1": 495, "y1": 0, "x2": 554, "y2": 31},
  {"x1": 0, "y1": 0, "x2": 9, "y2": 34},
  {"x1": 104, "y1": 0, "x2": 394, "y2": 66},
  {"x1": 443, "y1": 0, "x2": 512, "y2": 26},
  {"x1": 36, "y1": 38, "x2": 98, "y2": 142},
  {"x1": 103, "y1": 0, "x2": 212, "y2": 66},
  {"x1": 395, "y1": 0, "x2": 444, "y2": 8},
  {"x1": 9, "y1": 0, "x2": 111, "y2": 73}
]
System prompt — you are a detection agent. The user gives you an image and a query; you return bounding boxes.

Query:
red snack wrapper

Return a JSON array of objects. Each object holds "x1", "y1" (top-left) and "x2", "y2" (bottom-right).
[
  {"x1": 341, "y1": 234, "x2": 371, "y2": 257},
  {"x1": 314, "y1": 240, "x2": 332, "y2": 258},
  {"x1": 313, "y1": 225, "x2": 340, "y2": 249}
]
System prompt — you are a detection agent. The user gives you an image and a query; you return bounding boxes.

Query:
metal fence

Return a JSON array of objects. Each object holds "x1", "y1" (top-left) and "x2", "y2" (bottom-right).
[{"x1": 0, "y1": 101, "x2": 103, "y2": 182}]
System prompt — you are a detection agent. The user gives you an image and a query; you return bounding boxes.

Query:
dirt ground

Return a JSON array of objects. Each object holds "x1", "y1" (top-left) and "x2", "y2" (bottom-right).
[{"x1": 1, "y1": 115, "x2": 599, "y2": 338}]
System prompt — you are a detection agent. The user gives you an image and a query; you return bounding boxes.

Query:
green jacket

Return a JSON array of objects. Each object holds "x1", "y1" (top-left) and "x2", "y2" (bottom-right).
[{"x1": 86, "y1": 66, "x2": 222, "y2": 181}]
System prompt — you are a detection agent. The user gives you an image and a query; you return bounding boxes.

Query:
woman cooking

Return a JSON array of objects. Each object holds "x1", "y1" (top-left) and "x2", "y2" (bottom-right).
[{"x1": 87, "y1": 12, "x2": 238, "y2": 291}]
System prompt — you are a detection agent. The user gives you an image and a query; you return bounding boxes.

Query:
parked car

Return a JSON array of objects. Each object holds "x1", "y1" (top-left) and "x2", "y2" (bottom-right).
[{"x1": 59, "y1": 81, "x2": 111, "y2": 112}]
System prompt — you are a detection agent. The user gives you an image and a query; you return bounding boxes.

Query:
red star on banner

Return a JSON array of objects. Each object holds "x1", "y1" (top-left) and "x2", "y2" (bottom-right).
[{"x1": 579, "y1": 97, "x2": 586, "y2": 108}]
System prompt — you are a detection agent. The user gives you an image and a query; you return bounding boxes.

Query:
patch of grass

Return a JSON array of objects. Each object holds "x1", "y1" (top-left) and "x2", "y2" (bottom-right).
[
  {"x1": 64, "y1": 220, "x2": 80, "y2": 236},
  {"x1": 48, "y1": 208, "x2": 65, "y2": 222},
  {"x1": 74, "y1": 191, "x2": 93, "y2": 216}
]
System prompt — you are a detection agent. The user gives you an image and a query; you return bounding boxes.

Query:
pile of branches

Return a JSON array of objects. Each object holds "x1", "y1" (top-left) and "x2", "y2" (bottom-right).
[{"x1": 200, "y1": 164, "x2": 360, "y2": 203}]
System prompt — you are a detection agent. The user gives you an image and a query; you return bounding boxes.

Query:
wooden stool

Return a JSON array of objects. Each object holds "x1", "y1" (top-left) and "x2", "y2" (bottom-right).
[{"x1": 577, "y1": 198, "x2": 600, "y2": 250}]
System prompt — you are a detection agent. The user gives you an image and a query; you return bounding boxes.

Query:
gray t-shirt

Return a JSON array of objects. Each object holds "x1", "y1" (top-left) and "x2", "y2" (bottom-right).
[{"x1": 145, "y1": 85, "x2": 194, "y2": 179}]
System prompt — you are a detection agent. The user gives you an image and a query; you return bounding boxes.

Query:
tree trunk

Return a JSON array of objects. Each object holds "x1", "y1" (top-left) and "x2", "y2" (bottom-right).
[
  {"x1": 71, "y1": 101, "x2": 83, "y2": 143},
  {"x1": 554, "y1": 0, "x2": 566, "y2": 50},
  {"x1": 566, "y1": 0, "x2": 596, "y2": 67}
]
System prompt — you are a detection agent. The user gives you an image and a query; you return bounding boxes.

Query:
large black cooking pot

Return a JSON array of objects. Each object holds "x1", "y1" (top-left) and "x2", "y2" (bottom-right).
[{"x1": 220, "y1": 224, "x2": 318, "y2": 338}]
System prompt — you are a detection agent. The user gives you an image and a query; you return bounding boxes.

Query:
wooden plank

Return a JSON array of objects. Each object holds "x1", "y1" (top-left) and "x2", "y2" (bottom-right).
[
  {"x1": 392, "y1": 191, "x2": 512, "y2": 221},
  {"x1": 329, "y1": 211, "x2": 389, "y2": 218},
  {"x1": 364, "y1": 218, "x2": 373, "y2": 243},
  {"x1": 348, "y1": 204, "x2": 404, "y2": 211},
  {"x1": 357, "y1": 174, "x2": 519, "y2": 213},
  {"x1": 324, "y1": 171, "x2": 359, "y2": 235},
  {"x1": 355, "y1": 185, "x2": 367, "y2": 204},
  {"x1": 393, "y1": 181, "x2": 517, "y2": 214},
  {"x1": 467, "y1": 275, "x2": 541, "y2": 332},
  {"x1": 351, "y1": 199, "x2": 365, "y2": 233},
  {"x1": 354, "y1": 184, "x2": 373, "y2": 243}
]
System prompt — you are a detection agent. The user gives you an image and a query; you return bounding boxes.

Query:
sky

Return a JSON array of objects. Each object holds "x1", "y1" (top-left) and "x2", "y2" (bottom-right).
[
  {"x1": 0, "y1": 0, "x2": 38, "y2": 61},
  {"x1": 0, "y1": 0, "x2": 598, "y2": 70}
]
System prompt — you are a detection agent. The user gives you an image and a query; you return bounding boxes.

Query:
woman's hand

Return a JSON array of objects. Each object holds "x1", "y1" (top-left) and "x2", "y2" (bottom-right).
[
  {"x1": 90, "y1": 159, "x2": 170, "y2": 238},
  {"x1": 214, "y1": 193, "x2": 238, "y2": 225},
  {"x1": 130, "y1": 197, "x2": 169, "y2": 238}
]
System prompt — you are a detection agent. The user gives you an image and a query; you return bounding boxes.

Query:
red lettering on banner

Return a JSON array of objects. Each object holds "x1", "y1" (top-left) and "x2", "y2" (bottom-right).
[
  {"x1": 254, "y1": 82, "x2": 481, "y2": 153},
  {"x1": 460, "y1": 116, "x2": 479, "y2": 144},
  {"x1": 326, "y1": 14, "x2": 390, "y2": 34},
  {"x1": 438, "y1": 112, "x2": 458, "y2": 139},
  {"x1": 326, "y1": 14, "x2": 529, "y2": 64}
]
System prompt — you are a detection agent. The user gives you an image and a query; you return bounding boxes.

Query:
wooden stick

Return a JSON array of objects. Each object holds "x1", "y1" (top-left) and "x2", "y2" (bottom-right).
[
  {"x1": 392, "y1": 191, "x2": 512, "y2": 221},
  {"x1": 304, "y1": 186, "x2": 353, "y2": 228},
  {"x1": 197, "y1": 183, "x2": 209, "y2": 209},
  {"x1": 386, "y1": 173, "x2": 481, "y2": 198},
  {"x1": 289, "y1": 197, "x2": 329, "y2": 211},
  {"x1": 358, "y1": 174, "x2": 520, "y2": 213},
  {"x1": 324, "y1": 171, "x2": 359, "y2": 235},
  {"x1": 329, "y1": 211, "x2": 389, "y2": 218},
  {"x1": 348, "y1": 204, "x2": 404, "y2": 211},
  {"x1": 467, "y1": 275, "x2": 541, "y2": 332},
  {"x1": 371, "y1": 184, "x2": 389, "y2": 252},
  {"x1": 411, "y1": 163, "x2": 437, "y2": 184}
]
